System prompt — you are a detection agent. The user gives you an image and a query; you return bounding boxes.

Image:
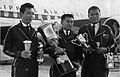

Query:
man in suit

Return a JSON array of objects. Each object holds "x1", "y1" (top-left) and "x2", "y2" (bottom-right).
[
  {"x1": 78, "y1": 6, "x2": 117, "y2": 77},
  {"x1": 48, "y1": 14, "x2": 83, "y2": 77},
  {"x1": 3, "y1": 3, "x2": 41, "y2": 77}
]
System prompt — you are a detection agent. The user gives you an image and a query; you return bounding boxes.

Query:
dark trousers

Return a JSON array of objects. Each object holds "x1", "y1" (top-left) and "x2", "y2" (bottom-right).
[
  {"x1": 11, "y1": 65, "x2": 38, "y2": 77},
  {"x1": 81, "y1": 68, "x2": 109, "y2": 77}
]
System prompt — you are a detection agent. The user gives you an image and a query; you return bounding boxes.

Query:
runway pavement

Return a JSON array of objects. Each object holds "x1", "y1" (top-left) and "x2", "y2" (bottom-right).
[{"x1": 0, "y1": 56, "x2": 120, "y2": 77}]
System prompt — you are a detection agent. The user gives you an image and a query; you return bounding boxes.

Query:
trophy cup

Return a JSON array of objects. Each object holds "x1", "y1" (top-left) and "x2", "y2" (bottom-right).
[
  {"x1": 23, "y1": 40, "x2": 32, "y2": 59},
  {"x1": 39, "y1": 23, "x2": 77, "y2": 76},
  {"x1": 23, "y1": 40, "x2": 32, "y2": 51},
  {"x1": 96, "y1": 42, "x2": 100, "y2": 49}
]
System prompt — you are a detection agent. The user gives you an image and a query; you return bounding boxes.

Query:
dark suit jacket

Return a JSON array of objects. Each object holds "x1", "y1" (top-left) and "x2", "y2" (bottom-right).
[
  {"x1": 3, "y1": 21, "x2": 39, "y2": 67},
  {"x1": 58, "y1": 28, "x2": 83, "y2": 62},
  {"x1": 49, "y1": 28, "x2": 83, "y2": 77},
  {"x1": 78, "y1": 23, "x2": 116, "y2": 77}
]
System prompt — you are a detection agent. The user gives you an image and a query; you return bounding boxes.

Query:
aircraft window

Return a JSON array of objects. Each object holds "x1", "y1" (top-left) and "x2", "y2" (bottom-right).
[
  {"x1": 42, "y1": 15, "x2": 47, "y2": 20},
  {"x1": 50, "y1": 16, "x2": 55, "y2": 20},
  {"x1": 17, "y1": 12, "x2": 21, "y2": 18},
  {"x1": 58, "y1": 16, "x2": 61, "y2": 19},
  {"x1": 34, "y1": 14, "x2": 37, "y2": 20},
  {"x1": 13, "y1": 12, "x2": 17, "y2": 18},
  {"x1": 38, "y1": 14, "x2": 42, "y2": 20},
  {"x1": 9, "y1": 12, "x2": 13, "y2": 18},
  {"x1": 1, "y1": 11, "x2": 4, "y2": 17},
  {"x1": 4, "y1": 11, "x2": 9, "y2": 17}
]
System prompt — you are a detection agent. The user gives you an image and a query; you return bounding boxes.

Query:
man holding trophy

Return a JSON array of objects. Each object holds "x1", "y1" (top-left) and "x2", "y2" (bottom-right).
[
  {"x1": 39, "y1": 14, "x2": 83, "y2": 77},
  {"x1": 3, "y1": 3, "x2": 43, "y2": 77},
  {"x1": 77, "y1": 6, "x2": 117, "y2": 77}
]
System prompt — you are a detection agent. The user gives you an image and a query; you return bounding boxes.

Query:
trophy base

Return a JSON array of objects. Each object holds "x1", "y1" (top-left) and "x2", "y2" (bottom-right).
[{"x1": 55, "y1": 61, "x2": 77, "y2": 76}]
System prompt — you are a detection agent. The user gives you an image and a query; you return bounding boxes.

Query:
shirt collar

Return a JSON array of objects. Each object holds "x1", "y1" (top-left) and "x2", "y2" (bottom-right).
[
  {"x1": 91, "y1": 23, "x2": 99, "y2": 27},
  {"x1": 63, "y1": 29, "x2": 70, "y2": 35},
  {"x1": 21, "y1": 21, "x2": 31, "y2": 27}
]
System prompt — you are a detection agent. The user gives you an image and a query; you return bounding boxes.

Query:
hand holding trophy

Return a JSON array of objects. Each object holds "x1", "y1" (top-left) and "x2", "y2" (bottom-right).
[
  {"x1": 96, "y1": 42, "x2": 114, "y2": 68},
  {"x1": 37, "y1": 32, "x2": 45, "y2": 64},
  {"x1": 72, "y1": 34, "x2": 89, "y2": 48},
  {"x1": 21, "y1": 40, "x2": 32, "y2": 59},
  {"x1": 72, "y1": 34, "x2": 95, "y2": 54},
  {"x1": 37, "y1": 42, "x2": 44, "y2": 64}
]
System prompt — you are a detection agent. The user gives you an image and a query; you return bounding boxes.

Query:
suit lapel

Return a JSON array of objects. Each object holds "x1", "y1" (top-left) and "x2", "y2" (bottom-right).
[
  {"x1": 95, "y1": 24, "x2": 103, "y2": 35},
  {"x1": 95, "y1": 24, "x2": 106, "y2": 38},
  {"x1": 29, "y1": 26, "x2": 36, "y2": 37},
  {"x1": 18, "y1": 21, "x2": 36, "y2": 40},
  {"x1": 86, "y1": 24, "x2": 94, "y2": 39}
]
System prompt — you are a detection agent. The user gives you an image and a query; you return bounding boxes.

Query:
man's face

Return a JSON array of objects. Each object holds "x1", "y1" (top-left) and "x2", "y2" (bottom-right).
[
  {"x1": 61, "y1": 17, "x2": 74, "y2": 30},
  {"x1": 88, "y1": 9, "x2": 101, "y2": 24},
  {"x1": 21, "y1": 8, "x2": 35, "y2": 24}
]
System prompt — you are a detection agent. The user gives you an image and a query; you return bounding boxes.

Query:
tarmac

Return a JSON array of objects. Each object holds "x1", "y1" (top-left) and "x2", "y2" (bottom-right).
[{"x1": 0, "y1": 55, "x2": 120, "y2": 77}]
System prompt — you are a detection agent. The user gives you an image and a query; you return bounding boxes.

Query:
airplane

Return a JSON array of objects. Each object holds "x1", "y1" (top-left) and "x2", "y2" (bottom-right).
[{"x1": 0, "y1": 0, "x2": 120, "y2": 64}]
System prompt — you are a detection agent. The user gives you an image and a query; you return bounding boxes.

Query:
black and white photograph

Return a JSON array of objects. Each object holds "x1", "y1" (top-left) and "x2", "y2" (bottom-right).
[{"x1": 0, "y1": 0, "x2": 120, "y2": 77}]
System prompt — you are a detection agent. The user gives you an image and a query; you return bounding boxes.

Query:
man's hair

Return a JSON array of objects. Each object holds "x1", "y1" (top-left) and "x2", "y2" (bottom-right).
[
  {"x1": 20, "y1": 3, "x2": 34, "y2": 13},
  {"x1": 88, "y1": 6, "x2": 100, "y2": 14},
  {"x1": 61, "y1": 14, "x2": 74, "y2": 21}
]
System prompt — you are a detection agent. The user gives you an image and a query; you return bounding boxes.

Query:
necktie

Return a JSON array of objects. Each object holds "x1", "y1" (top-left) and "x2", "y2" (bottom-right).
[
  {"x1": 92, "y1": 24, "x2": 95, "y2": 36},
  {"x1": 26, "y1": 25, "x2": 30, "y2": 32},
  {"x1": 66, "y1": 30, "x2": 69, "y2": 37}
]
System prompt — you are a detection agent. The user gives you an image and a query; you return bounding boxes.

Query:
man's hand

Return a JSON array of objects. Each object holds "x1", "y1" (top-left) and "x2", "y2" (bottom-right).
[
  {"x1": 21, "y1": 50, "x2": 31, "y2": 58},
  {"x1": 54, "y1": 46, "x2": 64, "y2": 54},
  {"x1": 47, "y1": 38, "x2": 59, "y2": 46},
  {"x1": 97, "y1": 47, "x2": 107, "y2": 53},
  {"x1": 83, "y1": 47, "x2": 93, "y2": 54},
  {"x1": 72, "y1": 61, "x2": 82, "y2": 71}
]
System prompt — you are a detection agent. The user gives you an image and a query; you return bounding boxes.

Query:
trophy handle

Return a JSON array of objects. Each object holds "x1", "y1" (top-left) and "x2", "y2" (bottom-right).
[
  {"x1": 71, "y1": 39, "x2": 82, "y2": 46},
  {"x1": 83, "y1": 43, "x2": 90, "y2": 48},
  {"x1": 71, "y1": 34, "x2": 90, "y2": 48}
]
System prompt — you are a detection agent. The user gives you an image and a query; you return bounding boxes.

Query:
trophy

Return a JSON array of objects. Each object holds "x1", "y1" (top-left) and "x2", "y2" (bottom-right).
[
  {"x1": 42, "y1": 23, "x2": 58, "y2": 39},
  {"x1": 106, "y1": 53, "x2": 114, "y2": 68},
  {"x1": 71, "y1": 34, "x2": 89, "y2": 48},
  {"x1": 23, "y1": 40, "x2": 32, "y2": 51},
  {"x1": 23, "y1": 40, "x2": 32, "y2": 59},
  {"x1": 96, "y1": 42, "x2": 100, "y2": 49},
  {"x1": 72, "y1": 34, "x2": 97, "y2": 54},
  {"x1": 38, "y1": 23, "x2": 77, "y2": 76}
]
